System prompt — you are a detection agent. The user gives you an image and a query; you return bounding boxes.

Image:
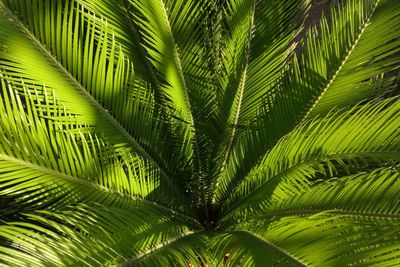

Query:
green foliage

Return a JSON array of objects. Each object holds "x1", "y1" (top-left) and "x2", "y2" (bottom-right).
[{"x1": 0, "y1": 0, "x2": 399, "y2": 265}]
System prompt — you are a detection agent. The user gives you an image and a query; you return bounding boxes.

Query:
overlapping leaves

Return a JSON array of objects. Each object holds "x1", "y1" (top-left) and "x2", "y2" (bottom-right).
[{"x1": 0, "y1": 0, "x2": 399, "y2": 265}]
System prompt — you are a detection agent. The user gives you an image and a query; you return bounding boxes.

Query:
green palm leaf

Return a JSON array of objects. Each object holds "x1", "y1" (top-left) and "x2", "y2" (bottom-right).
[
  {"x1": 0, "y1": 0, "x2": 193, "y2": 212},
  {"x1": 0, "y1": 0, "x2": 399, "y2": 265},
  {"x1": 231, "y1": 212, "x2": 400, "y2": 266},
  {"x1": 0, "y1": 203, "x2": 203, "y2": 266},
  {"x1": 222, "y1": 97, "x2": 400, "y2": 217},
  {"x1": 213, "y1": 0, "x2": 400, "y2": 207}
]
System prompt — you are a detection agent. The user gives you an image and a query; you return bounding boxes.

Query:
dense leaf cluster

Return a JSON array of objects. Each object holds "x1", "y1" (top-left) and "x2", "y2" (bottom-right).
[{"x1": 0, "y1": 0, "x2": 399, "y2": 265}]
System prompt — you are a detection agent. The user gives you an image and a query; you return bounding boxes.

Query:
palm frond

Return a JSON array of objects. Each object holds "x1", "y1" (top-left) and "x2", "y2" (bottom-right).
[
  {"x1": 127, "y1": 0, "x2": 222, "y2": 217},
  {"x1": 299, "y1": 0, "x2": 400, "y2": 118},
  {"x1": 1, "y1": 0, "x2": 399, "y2": 265},
  {"x1": 1, "y1": 0, "x2": 167, "y2": 161},
  {"x1": 211, "y1": 0, "x2": 310, "y2": 204},
  {"x1": 0, "y1": 203, "x2": 204, "y2": 266},
  {"x1": 75, "y1": 0, "x2": 157, "y2": 88},
  {"x1": 221, "y1": 97, "x2": 400, "y2": 217},
  {"x1": 121, "y1": 231, "x2": 210, "y2": 266},
  {"x1": 210, "y1": 230, "x2": 304, "y2": 266},
  {"x1": 231, "y1": 212, "x2": 400, "y2": 266},
  {"x1": 0, "y1": 70, "x2": 194, "y2": 214},
  {"x1": 213, "y1": 0, "x2": 400, "y2": 206},
  {"x1": 128, "y1": 0, "x2": 207, "y2": 125},
  {"x1": 264, "y1": 166, "x2": 400, "y2": 218},
  {"x1": 0, "y1": 1, "x2": 194, "y2": 212},
  {"x1": 0, "y1": 81, "x2": 202, "y2": 264}
]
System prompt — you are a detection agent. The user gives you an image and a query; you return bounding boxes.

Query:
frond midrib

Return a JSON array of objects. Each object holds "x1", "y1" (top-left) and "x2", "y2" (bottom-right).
[
  {"x1": 119, "y1": 229, "x2": 203, "y2": 265},
  {"x1": 155, "y1": 0, "x2": 194, "y2": 126},
  {"x1": 260, "y1": 209, "x2": 400, "y2": 220},
  {"x1": 155, "y1": 0, "x2": 209, "y2": 218},
  {"x1": 223, "y1": 150, "x2": 400, "y2": 216},
  {"x1": 0, "y1": 152, "x2": 135, "y2": 201},
  {"x1": 212, "y1": 2, "x2": 256, "y2": 204},
  {"x1": 233, "y1": 230, "x2": 308, "y2": 266},
  {"x1": 300, "y1": 0, "x2": 380, "y2": 121},
  {"x1": 0, "y1": 2, "x2": 188, "y2": 210},
  {"x1": 0, "y1": 153, "x2": 201, "y2": 226}
]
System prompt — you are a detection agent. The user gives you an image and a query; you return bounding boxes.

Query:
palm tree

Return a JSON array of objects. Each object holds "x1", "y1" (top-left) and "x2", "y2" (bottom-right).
[{"x1": 0, "y1": 0, "x2": 399, "y2": 265}]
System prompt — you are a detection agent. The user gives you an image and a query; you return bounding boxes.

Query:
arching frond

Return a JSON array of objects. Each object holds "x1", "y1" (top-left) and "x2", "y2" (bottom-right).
[
  {"x1": 0, "y1": 0, "x2": 180, "y2": 168},
  {"x1": 0, "y1": 0, "x2": 399, "y2": 265},
  {"x1": 0, "y1": 69, "x2": 193, "y2": 214},
  {"x1": 127, "y1": 0, "x2": 225, "y2": 217},
  {"x1": 210, "y1": 230, "x2": 304, "y2": 266},
  {"x1": 213, "y1": 0, "x2": 400, "y2": 206},
  {"x1": 121, "y1": 231, "x2": 210, "y2": 266},
  {"x1": 0, "y1": 1, "x2": 192, "y2": 212},
  {"x1": 0, "y1": 203, "x2": 204, "y2": 266},
  {"x1": 128, "y1": 0, "x2": 211, "y2": 126},
  {"x1": 265, "y1": 166, "x2": 400, "y2": 218},
  {"x1": 75, "y1": 0, "x2": 157, "y2": 86},
  {"x1": 222, "y1": 97, "x2": 400, "y2": 217},
  {"x1": 299, "y1": 0, "x2": 400, "y2": 118},
  {"x1": 211, "y1": 0, "x2": 310, "y2": 205},
  {"x1": 231, "y1": 213, "x2": 400, "y2": 266},
  {"x1": 0, "y1": 80, "x2": 203, "y2": 264}
]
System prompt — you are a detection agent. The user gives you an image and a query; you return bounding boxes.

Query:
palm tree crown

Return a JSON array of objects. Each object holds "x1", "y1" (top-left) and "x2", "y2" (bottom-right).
[{"x1": 0, "y1": 0, "x2": 400, "y2": 265}]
